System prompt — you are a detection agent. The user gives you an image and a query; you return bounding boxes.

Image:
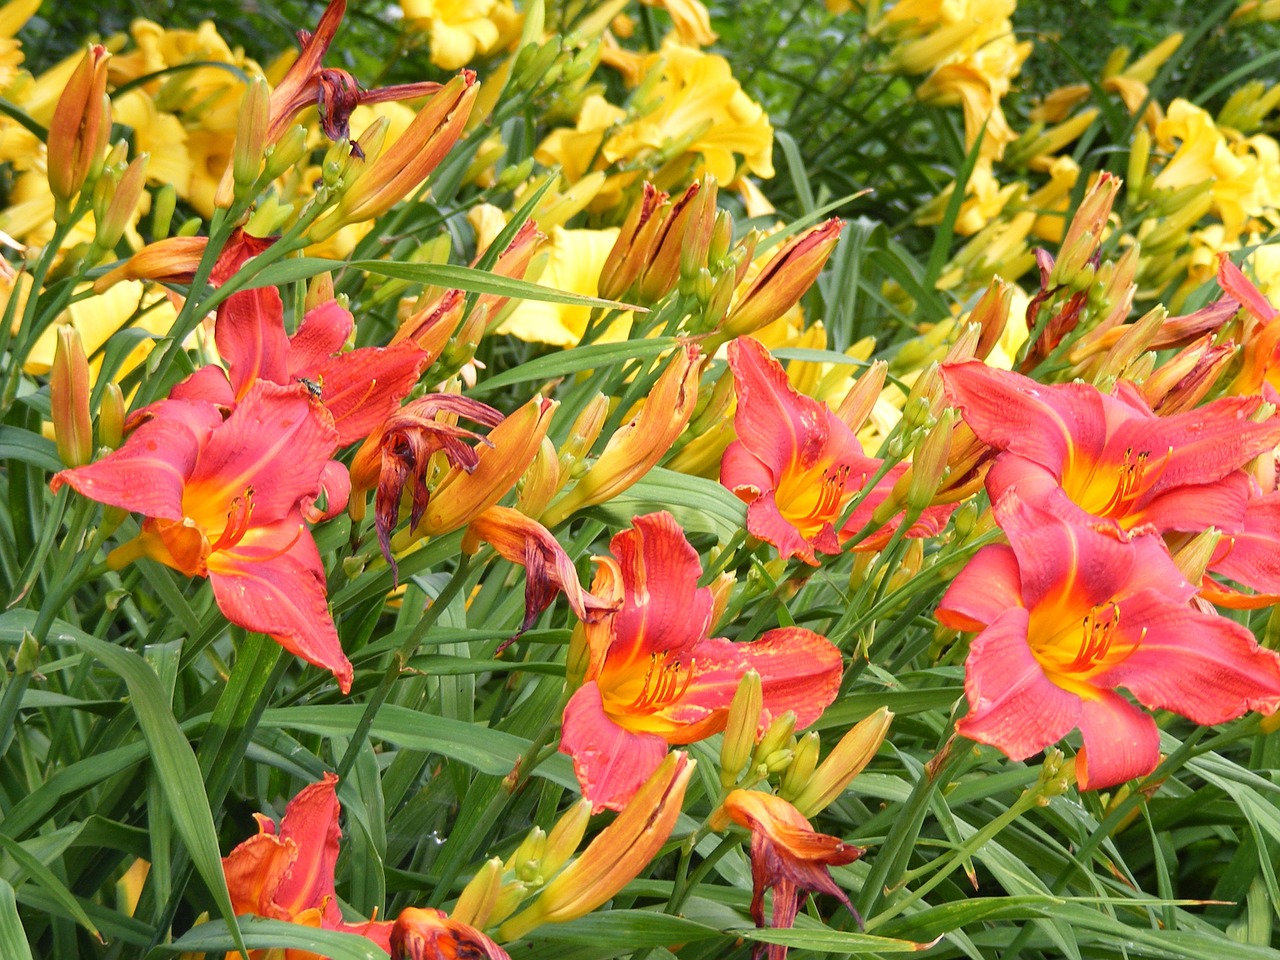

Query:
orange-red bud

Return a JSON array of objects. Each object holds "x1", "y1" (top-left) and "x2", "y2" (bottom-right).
[
  {"x1": 48, "y1": 44, "x2": 112, "y2": 215},
  {"x1": 51, "y1": 327, "x2": 93, "y2": 468},
  {"x1": 722, "y1": 219, "x2": 843, "y2": 338},
  {"x1": 598, "y1": 183, "x2": 668, "y2": 302}
]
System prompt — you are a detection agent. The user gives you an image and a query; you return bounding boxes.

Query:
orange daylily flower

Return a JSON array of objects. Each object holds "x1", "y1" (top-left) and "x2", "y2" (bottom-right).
[{"x1": 391, "y1": 907, "x2": 509, "y2": 960}]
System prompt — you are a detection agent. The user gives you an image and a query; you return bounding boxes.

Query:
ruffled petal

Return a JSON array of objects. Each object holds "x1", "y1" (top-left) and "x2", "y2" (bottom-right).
[
  {"x1": 312, "y1": 340, "x2": 427, "y2": 446},
  {"x1": 728, "y1": 336, "x2": 831, "y2": 477},
  {"x1": 560, "y1": 681, "x2": 670, "y2": 812},
  {"x1": 1074, "y1": 689, "x2": 1160, "y2": 790},
  {"x1": 957, "y1": 607, "x2": 1082, "y2": 761},
  {"x1": 288, "y1": 300, "x2": 354, "y2": 374},
  {"x1": 274, "y1": 773, "x2": 343, "y2": 927},
  {"x1": 744, "y1": 627, "x2": 843, "y2": 730},
  {"x1": 936, "y1": 543, "x2": 1023, "y2": 632},
  {"x1": 1095, "y1": 588, "x2": 1280, "y2": 724},
  {"x1": 207, "y1": 513, "x2": 353, "y2": 693}
]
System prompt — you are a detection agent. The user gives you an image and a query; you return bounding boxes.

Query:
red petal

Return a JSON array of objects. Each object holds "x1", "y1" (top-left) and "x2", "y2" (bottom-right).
[
  {"x1": 222, "y1": 832, "x2": 294, "y2": 919},
  {"x1": 312, "y1": 340, "x2": 427, "y2": 446},
  {"x1": 604, "y1": 512, "x2": 713, "y2": 667},
  {"x1": 956, "y1": 608, "x2": 1082, "y2": 761},
  {"x1": 51, "y1": 400, "x2": 222, "y2": 519},
  {"x1": 1212, "y1": 492, "x2": 1280, "y2": 593},
  {"x1": 207, "y1": 514, "x2": 353, "y2": 693},
  {"x1": 1218, "y1": 252, "x2": 1278, "y2": 322},
  {"x1": 186, "y1": 381, "x2": 338, "y2": 525},
  {"x1": 937, "y1": 543, "x2": 1024, "y2": 632},
  {"x1": 560, "y1": 681, "x2": 670, "y2": 813},
  {"x1": 274, "y1": 773, "x2": 343, "y2": 927},
  {"x1": 1095, "y1": 589, "x2": 1280, "y2": 724},
  {"x1": 729, "y1": 336, "x2": 832, "y2": 477},
  {"x1": 288, "y1": 300, "x2": 354, "y2": 375},
  {"x1": 745, "y1": 627, "x2": 843, "y2": 731},
  {"x1": 942, "y1": 361, "x2": 1102, "y2": 471},
  {"x1": 303, "y1": 460, "x2": 351, "y2": 523},
  {"x1": 745, "y1": 492, "x2": 825, "y2": 565},
  {"x1": 1074, "y1": 689, "x2": 1160, "y2": 790}
]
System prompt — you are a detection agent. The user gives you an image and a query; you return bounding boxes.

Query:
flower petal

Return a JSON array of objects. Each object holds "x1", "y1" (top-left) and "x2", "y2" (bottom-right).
[
  {"x1": 311, "y1": 340, "x2": 427, "y2": 446},
  {"x1": 51, "y1": 399, "x2": 222, "y2": 519},
  {"x1": 1074, "y1": 689, "x2": 1160, "y2": 790},
  {"x1": 560, "y1": 681, "x2": 670, "y2": 812},
  {"x1": 287, "y1": 299, "x2": 355, "y2": 374},
  {"x1": 274, "y1": 773, "x2": 344, "y2": 928},
  {"x1": 936, "y1": 543, "x2": 1024, "y2": 632},
  {"x1": 728, "y1": 336, "x2": 830, "y2": 477},
  {"x1": 956, "y1": 607, "x2": 1082, "y2": 761},
  {"x1": 1096, "y1": 588, "x2": 1280, "y2": 724},
  {"x1": 207, "y1": 514, "x2": 353, "y2": 693},
  {"x1": 744, "y1": 627, "x2": 843, "y2": 730}
]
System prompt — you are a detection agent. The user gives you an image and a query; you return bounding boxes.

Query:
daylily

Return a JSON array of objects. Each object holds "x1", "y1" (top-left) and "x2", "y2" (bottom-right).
[
  {"x1": 937, "y1": 493, "x2": 1280, "y2": 788},
  {"x1": 390, "y1": 907, "x2": 509, "y2": 960},
  {"x1": 941, "y1": 360, "x2": 1280, "y2": 537},
  {"x1": 266, "y1": 0, "x2": 444, "y2": 150},
  {"x1": 223, "y1": 774, "x2": 393, "y2": 958},
  {"x1": 721, "y1": 336, "x2": 953, "y2": 564},
  {"x1": 559, "y1": 511, "x2": 843, "y2": 812},
  {"x1": 463, "y1": 505, "x2": 615, "y2": 636},
  {"x1": 712, "y1": 790, "x2": 863, "y2": 960},
  {"x1": 52, "y1": 381, "x2": 354, "y2": 692}
]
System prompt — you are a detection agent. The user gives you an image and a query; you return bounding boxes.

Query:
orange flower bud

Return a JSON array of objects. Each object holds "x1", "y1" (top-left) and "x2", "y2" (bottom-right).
[
  {"x1": 598, "y1": 183, "x2": 668, "y2": 302},
  {"x1": 51, "y1": 327, "x2": 93, "y2": 468},
  {"x1": 47, "y1": 44, "x2": 111, "y2": 215},
  {"x1": 497, "y1": 752, "x2": 694, "y2": 941},
  {"x1": 312, "y1": 72, "x2": 479, "y2": 239},
  {"x1": 392, "y1": 287, "x2": 466, "y2": 360},
  {"x1": 633, "y1": 182, "x2": 703, "y2": 304},
  {"x1": 969, "y1": 277, "x2": 1014, "y2": 362},
  {"x1": 679, "y1": 175, "x2": 719, "y2": 282},
  {"x1": 541, "y1": 345, "x2": 702, "y2": 526},
  {"x1": 92, "y1": 236, "x2": 209, "y2": 294},
  {"x1": 721, "y1": 218, "x2": 843, "y2": 339},
  {"x1": 1140, "y1": 336, "x2": 1237, "y2": 414}
]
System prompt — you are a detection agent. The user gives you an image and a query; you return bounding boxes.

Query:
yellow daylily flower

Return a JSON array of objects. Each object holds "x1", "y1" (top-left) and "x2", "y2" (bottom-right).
[
  {"x1": 639, "y1": 0, "x2": 717, "y2": 47},
  {"x1": 401, "y1": 0, "x2": 521, "y2": 70},
  {"x1": 497, "y1": 226, "x2": 627, "y2": 346},
  {"x1": 0, "y1": 0, "x2": 39, "y2": 93}
]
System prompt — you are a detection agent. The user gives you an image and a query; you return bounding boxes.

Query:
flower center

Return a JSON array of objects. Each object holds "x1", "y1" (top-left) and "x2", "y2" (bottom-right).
[
  {"x1": 211, "y1": 487, "x2": 255, "y2": 552},
  {"x1": 624, "y1": 651, "x2": 696, "y2": 715},
  {"x1": 1071, "y1": 445, "x2": 1172, "y2": 524},
  {"x1": 1032, "y1": 600, "x2": 1146, "y2": 685},
  {"x1": 777, "y1": 463, "x2": 852, "y2": 537}
]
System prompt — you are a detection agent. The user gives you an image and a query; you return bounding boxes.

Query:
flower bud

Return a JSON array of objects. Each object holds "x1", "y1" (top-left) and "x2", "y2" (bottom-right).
[
  {"x1": 779, "y1": 730, "x2": 821, "y2": 800},
  {"x1": 752, "y1": 711, "x2": 796, "y2": 772},
  {"x1": 679, "y1": 175, "x2": 718, "y2": 282},
  {"x1": 1170, "y1": 528, "x2": 1222, "y2": 586},
  {"x1": 834, "y1": 360, "x2": 887, "y2": 434},
  {"x1": 48, "y1": 44, "x2": 111, "y2": 216},
  {"x1": 1059, "y1": 172, "x2": 1119, "y2": 263},
  {"x1": 721, "y1": 219, "x2": 842, "y2": 338},
  {"x1": 792, "y1": 706, "x2": 892, "y2": 817},
  {"x1": 599, "y1": 183, "x2": 668, "y2": 302},
  {"x1": 907, "y1": 409, "x2": 955, "y2": 512},
  {"x1": 231, "y1": 76, "x2": 271, "y2": 196},
  {"x1": 515, "y1": 436, "x2": 561, "y2": 518},
  {"x1": 542, "y1": 798, "x2": 592, "y2": 879},
  {"x1": 720, "y1": 670, "x2": 763, "y2": 788},
  {"x1": 264, "y1": 124, "x2": 310, "y2": 182},
  {"x1": 94, "y1": 154, "x2": 149, "y2": 257},
  {"x1": 497, "y1": 752, "x2": 694, "y2": 941},
  {"x1": 452, "y1": 858, "x2": 503, "y2": 928},
  {"x1": 51, "y1": 326, "x2": 93, "y2": 468},
  {"x1": 508, "y1": 826, "x2": 546, "y2": 883},
  {"x1": 1127, "y1": 125, "x2": 1151, "y2": 199},
  {"x1": 99, "y1": 382, "x2": 125, "y2": 450},
  {"x1": 557, "y1": 393, "x2": 609, "y2": 476},
  {"x1": 633, "y1": 182, "x2": 702, "y2": 304},
  {"x1": 708, "y1": 209, "x2": 733, "y2": 267}
]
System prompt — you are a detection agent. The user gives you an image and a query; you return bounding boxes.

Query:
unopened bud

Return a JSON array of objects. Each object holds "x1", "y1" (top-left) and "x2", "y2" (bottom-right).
[
  {"x1": 263, "y1": 124, "x2": 310, "y2": 182},
  {"x1": 94, "y1": 154, "x2": 149, "y2": 256},
  {"x1": 51, "y1": 326, "x2": 93, "y2": 468},
  {"x1": 542, "y1": 798, "x2": 592, "y2": 879},
  {"x1": 834, "y1": 360, "x2": 888, "y2": 433},
  {"x1": 720, "y1": 670, "x2": 763, "y2": 788},
  {"x1": 557, "y1": 393, "x2": 609, "y2": 475},
  {"x1": 708, "y1": 210, "x2": 733, "y2": 267},
  {"x1": 515, "y1": 436, "x2": 560, "y2": 518},
  {"x1": 634, "y1": 182, "x2": 701, "y2": 304},
  {"x1": 15, "y1": 630, "x2": 39, "y2": 674},
  {"x1": 721, "y1": 219, "x2": 842, "y2": 337},
  {"x1": 792, "y1": 706, "x2": 892, "y2": 817},
  {"x1": 1170, "y1": 527, "x2": 1222, "y2": 584},
  {"x1": 233, "y1": 76, "x2": 270, "y2": 191},
  {"x1": 907, "y1": 409, "x2": 955, "y2": 511},
  {"x1": 779, "y1": 730, "x2": 821, "y2": 800},
  {"x1": 599, "y1": 182, "x2": 668, "y2": 302},
  {"x1": 306, "y1": 272, "x2": 337, "y2": 313},
  {"x1": 752, "y1": 710, "x2": 796, "y2": 772},
  {"x1": 452, "y1": 858, "x2": 503, "y2": 928},
  {"x1": 151, "y1": 183, "x2": 176, "y2": 238},
  {"x1": 508, "y1": 826, "x2": 546, "y2": 883},
  {"x1": 99, "y1": 382, "x2": 125, "y2": 450},
  {"x1": 1127, "y1": 125, "x2": 1151, "y2": 200},
  {"x1": 679, "y1": 175, "x2": 718, "y2": 282},
  {"x1": 48, "y1": 44, "x2": 111, "y2": 216}
]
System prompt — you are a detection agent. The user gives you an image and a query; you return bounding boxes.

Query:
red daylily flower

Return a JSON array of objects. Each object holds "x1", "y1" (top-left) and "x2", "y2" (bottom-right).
[
  {"x1": 267, "y1": 0, "x2": 443, "y2": 153},
  {"x1": 53, "y1": 381, "x2": 354, "y2": 692},
  {"x1": 720, "y1": 336, "x2": 953, "y2": 564},
  {"x1": 937, "y1": 493, "x2": 1280, "y2": 789},
  {"x1": 559, "y1": 511, "x2": 843, "y2": 812},
  {"x1": 223, "y1": 774, "x2": 392, "y2": 958},
  {"x1": 1221, "y1": 252, "x2": 1280, "y2": 399},
  {"x1": 715, "y1": 790, "x2": 863, "y2": 960},
  {"x1": 941, "y1": 360, "x2": 1280, "y2": 537}
]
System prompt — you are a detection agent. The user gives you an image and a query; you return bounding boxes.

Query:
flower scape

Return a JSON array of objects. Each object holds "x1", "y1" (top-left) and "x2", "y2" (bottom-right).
[{"x1": 6, "y1": 0, "x2": 1280, "y2": 958}]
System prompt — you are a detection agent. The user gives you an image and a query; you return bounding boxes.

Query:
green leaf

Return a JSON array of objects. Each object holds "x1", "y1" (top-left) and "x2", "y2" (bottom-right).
[
  {"x1": 0, "y1": 834, "x2": 101, "y2": 942},
  {"x1": 734, "y1": 924, "x2": 939, "y2": 952},
  {"x1": 0, "y1": 879, "x2": 34, "y2": 960},
  {"x1": 583, "y1": 467, "x2": 746, "y2": 542},
  {"x1": 523, "y1": 910, "x2": 722, "y2": 946},
  {"x1": 0, "y1": 427, "x2": 60, "y2": 473},
  {"x1": 72, "y1": 636, "x2": 248, "y2": 957},
  {"x1": 467, "y1": 338, "x2": 678, "y2": 397},
  {"x1": 158, "y1": 917, "x2": 388, "y2": 960}
]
